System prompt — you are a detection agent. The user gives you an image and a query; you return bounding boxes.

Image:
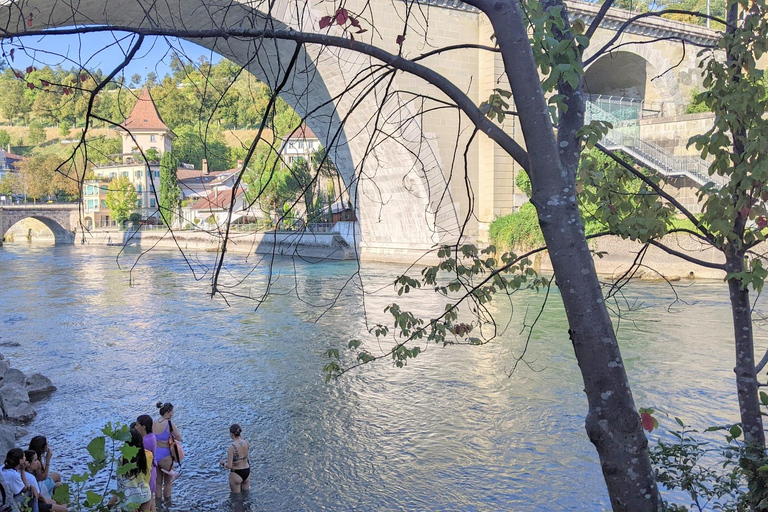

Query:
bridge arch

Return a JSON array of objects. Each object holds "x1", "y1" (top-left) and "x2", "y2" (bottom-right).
[
  {"x1": 0, "y1": 208, "x2": 77, "y2": 244},
  {"x1": 583, "y1": 50, "x2": 681, "y2": 110},
  {"x1": 0, "y1": 0, "x2": 461, "y2": 258}
]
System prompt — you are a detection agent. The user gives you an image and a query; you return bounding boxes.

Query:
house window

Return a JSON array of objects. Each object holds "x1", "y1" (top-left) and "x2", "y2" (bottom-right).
[
  {"x1": 150, "y1": 198, "x2": 156, "y2": 207},
  {"x1": 100, "y1": 201, "x2": 106, "y2": 208},
  {"x1": 121, "y1": 171, "x2": 129, "y2": 178},
  {"x1": 135, "y1": 170, "x2": 142, "y2": 179},
  {"x1": 298, "y1": 141, "x2": 303, "y2": 149},
  {"x1": 100, "y1": 186, "x2": 108, "y2": 194},
  {"x1": 150, "y1": 135, "x2": 156, "y2": 142},
  {"x1": 154, "y1": 171, "x2": 160, "y2": 178},
  {"x1": 138, "y1": 199, "x2": 143, "y2": 207},
  {"x1": 137, "y1": 184, "x2": 142, "y2": 193}
]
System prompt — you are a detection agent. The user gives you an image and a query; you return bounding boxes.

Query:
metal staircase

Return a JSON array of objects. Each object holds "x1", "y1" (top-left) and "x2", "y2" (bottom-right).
[{"x1": 585, "y1": 101, "x2": 727, "y2": 188}]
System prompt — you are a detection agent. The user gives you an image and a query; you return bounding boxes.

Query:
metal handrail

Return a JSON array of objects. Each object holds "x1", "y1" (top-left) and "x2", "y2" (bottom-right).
[{"x1": 586, "y1": 101, "x2": 727, "y2": 188}]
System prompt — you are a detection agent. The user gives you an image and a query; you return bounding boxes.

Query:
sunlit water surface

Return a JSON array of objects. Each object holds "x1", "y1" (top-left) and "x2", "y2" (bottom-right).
[{"x1": 0, "y1": 244, "x2": 755, "y2": 511}]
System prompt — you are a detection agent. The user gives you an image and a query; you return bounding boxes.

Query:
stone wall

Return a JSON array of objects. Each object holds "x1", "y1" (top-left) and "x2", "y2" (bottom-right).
[
  {"x1": 80, "y1": 229, "x2": 356, "y2": 260},
  {"x1": 539, "y1": 234, "x2": 731, "y2": 280},
  {"x1": 639, "y1": 112, "x2": 715, "y2": 156}
]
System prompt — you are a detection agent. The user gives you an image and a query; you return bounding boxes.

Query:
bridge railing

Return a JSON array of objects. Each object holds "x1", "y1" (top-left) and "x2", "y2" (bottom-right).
[{"x1": 0, "y1": 203, "x2": 80, "y2": 211}]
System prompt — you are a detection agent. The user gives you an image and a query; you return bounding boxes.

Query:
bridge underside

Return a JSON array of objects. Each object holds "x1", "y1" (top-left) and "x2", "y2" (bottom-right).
[{"x1": 0, "y1": 214, "x2": 75, "y2": 245}]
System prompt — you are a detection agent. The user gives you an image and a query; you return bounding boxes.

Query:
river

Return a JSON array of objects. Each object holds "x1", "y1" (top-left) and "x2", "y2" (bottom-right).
[{"x1": 0, "y1": 243, "x2": 753, "y2": 510}]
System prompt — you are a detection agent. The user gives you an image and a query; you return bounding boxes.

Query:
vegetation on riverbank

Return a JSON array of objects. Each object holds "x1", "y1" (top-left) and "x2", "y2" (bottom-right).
[{"x1": 489, "y1": 149, "x2": 697, "y2": 251}]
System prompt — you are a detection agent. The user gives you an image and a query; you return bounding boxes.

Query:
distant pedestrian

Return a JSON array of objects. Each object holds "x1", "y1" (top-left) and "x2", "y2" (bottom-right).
[{"x1": 221, "y1": 424, "x2": 250, "y2": 493}]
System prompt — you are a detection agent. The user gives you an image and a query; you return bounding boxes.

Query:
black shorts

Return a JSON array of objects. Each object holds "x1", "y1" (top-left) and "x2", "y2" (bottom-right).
[{"x1": 231, "y1": 467, "x2": 250, "y2": 482}]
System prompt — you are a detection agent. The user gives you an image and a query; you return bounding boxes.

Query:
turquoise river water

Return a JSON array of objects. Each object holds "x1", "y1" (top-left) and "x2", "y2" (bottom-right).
[{"x1": 0, "y1": 243, "x2": 754, "y2": 510}]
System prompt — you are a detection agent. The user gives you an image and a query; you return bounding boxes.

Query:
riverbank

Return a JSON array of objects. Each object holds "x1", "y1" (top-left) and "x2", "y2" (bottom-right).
[
  {"x1": 5, "y1": 218, "x2": 734, "y2": 279},
  {"x1": 77, "y1": 226, "x2": 357, "y2": 260}
]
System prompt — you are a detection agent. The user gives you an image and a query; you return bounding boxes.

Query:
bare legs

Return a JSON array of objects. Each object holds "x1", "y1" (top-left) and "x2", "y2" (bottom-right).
[
  {"x1": 155, "y1": 456, "x2": 174, "y2": 505},
  {"x1": 228, "y1": 471, "x2": 250, "y2": 493}
]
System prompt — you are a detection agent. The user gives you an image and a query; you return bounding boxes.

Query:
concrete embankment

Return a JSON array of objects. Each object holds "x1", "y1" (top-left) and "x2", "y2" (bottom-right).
[
  {"x1": 79, "y1": 227, "x2": 357, "y2": 260},
  {"x1": 539, "y1": 234, "x2": 730, "y2": 280}
]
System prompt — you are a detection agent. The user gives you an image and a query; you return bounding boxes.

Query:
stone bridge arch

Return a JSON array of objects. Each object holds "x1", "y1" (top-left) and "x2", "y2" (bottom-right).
[
  {"x1": 0, "y1": 205, "x2": 79, "y2": 244},
  {"x1": 0, "y1": 0, "x2": 464, "y2": 260}
]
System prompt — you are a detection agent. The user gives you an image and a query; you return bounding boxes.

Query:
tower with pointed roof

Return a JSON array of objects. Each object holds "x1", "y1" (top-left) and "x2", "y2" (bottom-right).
[{"x1": 116, "y1": 87, "x2": 175, "y2": 163}]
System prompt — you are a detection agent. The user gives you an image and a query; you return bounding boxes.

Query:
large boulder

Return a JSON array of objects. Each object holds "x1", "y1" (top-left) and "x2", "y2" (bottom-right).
[
  {"x1": 1, "y1": 368, "x2": 26, "y2": 387},
  {"x1": 0, "y1": 424, "x2": 27, "y2": 458},
  {"x1": 0, "y1": 383, "x2": 36, "y2": 424},
  {"x1": 26, "y1": 373, "x2": 56, "y2": 401},
  {"x1": 0, "y1": 360, "x2": 10, "y2": 381}
]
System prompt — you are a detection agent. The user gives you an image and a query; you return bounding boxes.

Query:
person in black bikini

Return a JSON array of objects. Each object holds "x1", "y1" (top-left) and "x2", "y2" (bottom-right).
[{"x1": 221, "y1": 424, "x2": 250, "y2": 493}]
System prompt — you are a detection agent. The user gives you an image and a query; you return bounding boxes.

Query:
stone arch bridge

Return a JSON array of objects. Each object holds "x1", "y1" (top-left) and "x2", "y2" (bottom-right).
[
  {"x1": 0, "y1": 205, "x2": 79, "y2": 245},
  {"x1": 0, "y1": 0, "x2": 718, "y2": 260}
]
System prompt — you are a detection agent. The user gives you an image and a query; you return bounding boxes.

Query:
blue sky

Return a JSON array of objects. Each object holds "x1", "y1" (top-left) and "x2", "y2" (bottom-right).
[{"x1": 4, "y1": 30, "x2": 220, "y2": 82}]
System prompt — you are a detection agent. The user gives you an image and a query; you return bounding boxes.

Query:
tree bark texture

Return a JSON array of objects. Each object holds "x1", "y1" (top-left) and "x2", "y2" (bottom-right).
[
  {"x1": 485, "y1": 0, "x2": 661, "y2": 509},
  {"x1": 726, "y1": 252, "x2": 766, "y2": 449}
]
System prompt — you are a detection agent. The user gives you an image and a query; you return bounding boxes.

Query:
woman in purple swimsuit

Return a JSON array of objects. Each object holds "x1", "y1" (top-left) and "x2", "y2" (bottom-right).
[{"x1": 152, "y1": 402, "x2": 182, "y2": 504}]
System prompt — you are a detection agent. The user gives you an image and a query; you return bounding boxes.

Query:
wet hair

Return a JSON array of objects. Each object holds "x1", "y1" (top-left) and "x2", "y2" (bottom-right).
[
  {"x1": 29, "y1": 436, "x2": 48, "y2": 462},
  {"x1": 136, "y1": 415, "x2": 153, "y2": 434},
  {"x1": 23, "y1": 450, "x2": 37, "y2": 466},
  {"x1": 229, "y1": 424, "x2": 242, "y2": 437},
  {"x1": 156, "y1": 402, "x2": 173, "y2": 416},
  {"x1": 4, "y1": 448, "x2": 23, "y2": 470},
  {"x1": 122, "y1": 428, "x2": 148, "y2": 479}
]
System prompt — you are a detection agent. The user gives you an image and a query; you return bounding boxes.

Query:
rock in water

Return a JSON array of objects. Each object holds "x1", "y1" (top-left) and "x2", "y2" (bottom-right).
[
  {"x1": 0, "y1": 424, "x2": 26, "y2": 457},
  {"x1": 0, "y1": 383, "x2": 35, "y2": 423},
  {"x1": 2, "y1": 368, "x2": 26, "y2": 387},
  {"x1": 26, "y1": 373, "x2": 56, "y2": 400}
]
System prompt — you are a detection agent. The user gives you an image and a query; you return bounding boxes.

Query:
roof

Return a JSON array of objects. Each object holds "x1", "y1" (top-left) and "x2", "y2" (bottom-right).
[
  {"x1": 189, "y1": 187, "x2": 245, "y2": 211},
  {"x1": 0, "y1": 149, "x2": 22, "y2": 170},
  {"x1": 284, "y1": 124, "x2": 318, "y2": 141},
  {"x1": 121, "y1": 87, "x2": 172, "y2": 133}
]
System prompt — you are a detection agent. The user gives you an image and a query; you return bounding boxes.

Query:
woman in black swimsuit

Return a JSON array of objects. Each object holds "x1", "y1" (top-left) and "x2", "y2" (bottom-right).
[{"x1": 221, "y1": 424, "x2": 250, "y2": 493}]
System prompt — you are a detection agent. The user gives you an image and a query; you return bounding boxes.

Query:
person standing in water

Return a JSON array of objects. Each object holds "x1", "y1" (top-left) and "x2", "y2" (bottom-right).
[
  {"x1": 152, "y1": 402, "x2": 182, "y2": 504},
  {"x1": 221, "y1": 424, "x2": 250, "y2": 493},
  {"x1": 135, "y1": 415, "x2": 157, "y2": 511}
]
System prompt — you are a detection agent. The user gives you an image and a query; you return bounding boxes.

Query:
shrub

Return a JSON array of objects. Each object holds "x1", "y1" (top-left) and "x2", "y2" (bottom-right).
[{"x1": 488, "y1": 202, "x2": 544, "y2": 251}]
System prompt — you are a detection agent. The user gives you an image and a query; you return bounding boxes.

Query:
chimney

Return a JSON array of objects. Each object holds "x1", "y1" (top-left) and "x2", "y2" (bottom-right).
[
  {"x1": 202, "y1": 159, "x2": 209, "y2": 175},
  {"x1": 237, "y1": 159, "x2": 243, "y2": 169}
]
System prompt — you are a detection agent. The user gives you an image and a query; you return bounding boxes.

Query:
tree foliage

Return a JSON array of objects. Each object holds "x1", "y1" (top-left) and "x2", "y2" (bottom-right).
[
  {"x1": 159, "y1": 152, "x2": 181, "y2": 226},
  {"x1": 104, "y1": 176, "x2": 138, "y2": 224}
]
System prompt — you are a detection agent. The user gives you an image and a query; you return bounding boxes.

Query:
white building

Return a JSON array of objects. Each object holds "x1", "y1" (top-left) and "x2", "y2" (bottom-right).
[
  {"x1": 83, "y1": 87, "x2": 176, "y2": 226},
  {"x1": 279, "y1": 124, "x2": 320, "y2": 166}
]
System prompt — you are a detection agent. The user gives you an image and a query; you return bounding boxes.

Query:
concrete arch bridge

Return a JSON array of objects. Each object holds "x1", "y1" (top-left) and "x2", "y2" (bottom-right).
[
  {"x1": 0, "y1": 0, "x2": 719, "y2": 259},
  {"x1": 0, "y1": 205, "x2": 79, "y2": 245}
]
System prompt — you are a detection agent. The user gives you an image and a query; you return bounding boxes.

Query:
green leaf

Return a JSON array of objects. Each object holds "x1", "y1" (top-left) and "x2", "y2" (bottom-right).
[
  {"x1": 52, "y1": 483, "x2": 70, "y2": 505},
  {"x1": 729, "y1": 424, "x2": 742, "y2": 439},
  {"x1": 87, "y1": 436, "x2": 106, "y2": 462},
  {"x1": 760, "y1": 391, "x2": 768, "y2": 406},
  {"x1": 85, "y1": 490, "x2": 103, "y2": 507}
]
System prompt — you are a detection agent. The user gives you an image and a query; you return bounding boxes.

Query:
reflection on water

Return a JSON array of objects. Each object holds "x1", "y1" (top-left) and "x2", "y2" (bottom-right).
[{"x1": 0, "y1": 244, "x2": 760, "y2": 511}]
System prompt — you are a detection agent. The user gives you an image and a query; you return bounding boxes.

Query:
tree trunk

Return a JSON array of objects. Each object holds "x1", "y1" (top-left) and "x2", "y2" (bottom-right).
[
  {"x1": 487, "y1": 1, "x2": 661, "y2": 509},
  {"x1": 726, "y1": 252, "x2": 765, "y2": 448}
]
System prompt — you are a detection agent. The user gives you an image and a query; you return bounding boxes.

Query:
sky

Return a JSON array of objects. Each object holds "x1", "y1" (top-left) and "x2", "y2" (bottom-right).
[{"x1": 3, "y1": 30, "x2": 220, "y2": 82}]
